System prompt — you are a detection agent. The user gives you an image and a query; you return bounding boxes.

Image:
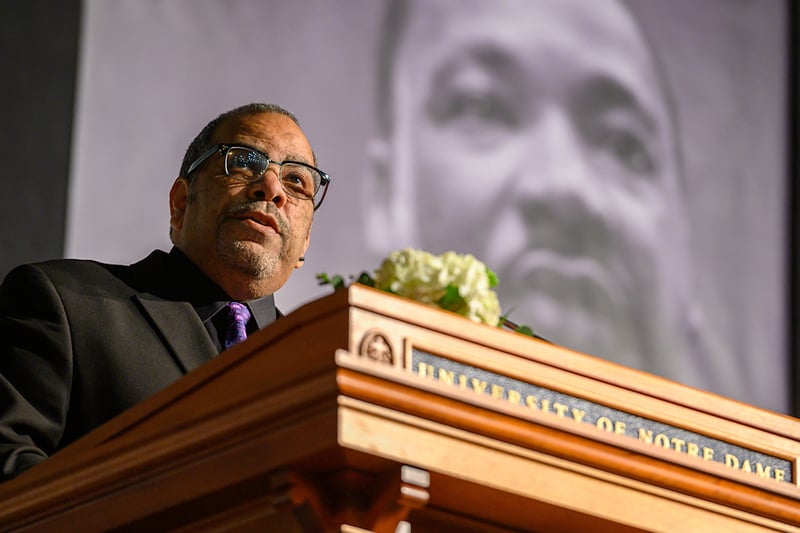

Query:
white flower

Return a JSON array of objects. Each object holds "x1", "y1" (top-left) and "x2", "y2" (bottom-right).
[{"x1": 373, "y1": 249, "x2": 501, "y2": 326}]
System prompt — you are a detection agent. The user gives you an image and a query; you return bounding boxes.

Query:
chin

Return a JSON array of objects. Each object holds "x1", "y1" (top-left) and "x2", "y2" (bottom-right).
[{"x1": 217, "y1": 240, "x2": 279, "y2": 280}]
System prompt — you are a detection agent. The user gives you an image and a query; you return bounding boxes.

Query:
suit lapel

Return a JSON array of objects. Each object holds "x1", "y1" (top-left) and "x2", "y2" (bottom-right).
[{"x1": 133, "y1": 293, "x2": 217, "y2": 374}]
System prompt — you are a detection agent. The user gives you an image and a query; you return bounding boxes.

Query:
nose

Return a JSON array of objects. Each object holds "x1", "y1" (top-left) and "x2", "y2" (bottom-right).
[
  {"x1": 506, "y1": 107, "x2": 612, "y2": 257},
  {"x1": 513, "y1": 108, "x2": 600, "y2": 207},
  {"x1": 246, "y1": 163, "x2": 288, "y2": 207}
]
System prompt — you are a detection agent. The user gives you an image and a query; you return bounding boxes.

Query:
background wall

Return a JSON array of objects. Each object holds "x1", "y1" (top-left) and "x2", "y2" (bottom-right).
[
  {"x1": 0, "y1": 0, "x2": 80, "y2": 276},
  {"x1": 0, "y1": 0, "x2": 791, "y2": 413}
]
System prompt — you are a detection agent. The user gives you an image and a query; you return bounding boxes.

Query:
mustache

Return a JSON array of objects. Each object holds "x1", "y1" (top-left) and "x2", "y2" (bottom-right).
[{"x1": 226, "y1": 201, "x2": 290, "y2": 235}]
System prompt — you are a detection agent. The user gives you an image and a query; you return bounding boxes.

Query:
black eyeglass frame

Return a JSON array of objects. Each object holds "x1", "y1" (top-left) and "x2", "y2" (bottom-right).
[{"x1": 186, "y1": 143, "x2": 331, "y2": 210}]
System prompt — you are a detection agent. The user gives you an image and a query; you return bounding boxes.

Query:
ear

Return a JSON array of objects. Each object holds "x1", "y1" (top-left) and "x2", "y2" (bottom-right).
[
  {"x1": 169, "y1": 177, "x2": 189, "y2": 233},
  {"x1": 294, "y1": 227, "x2": 312, "y2": 269}
]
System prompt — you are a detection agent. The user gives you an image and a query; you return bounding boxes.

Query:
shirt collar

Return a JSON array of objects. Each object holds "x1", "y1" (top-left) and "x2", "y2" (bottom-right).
[{"x1": 167, "y1": 247, "x2": 278, "y2": 328}]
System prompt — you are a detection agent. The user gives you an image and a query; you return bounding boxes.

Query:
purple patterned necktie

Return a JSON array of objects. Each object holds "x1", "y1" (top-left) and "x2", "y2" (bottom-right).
[{"x1": 223, "y1": 301, "x2": 251, "y2": 350}]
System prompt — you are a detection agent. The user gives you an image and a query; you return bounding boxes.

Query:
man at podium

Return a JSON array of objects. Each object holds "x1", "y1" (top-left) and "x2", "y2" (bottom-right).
[{"x1": 0, "y1": 102, "x2": 330, "y2": 481}]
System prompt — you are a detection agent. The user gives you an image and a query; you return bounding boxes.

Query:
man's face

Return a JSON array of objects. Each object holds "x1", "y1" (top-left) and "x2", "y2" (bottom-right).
[
  {"x1": 170, "y1": 112, "x2": 314, "y2": 300},
  {"x1": 379, "y1": 0, "x2": 689, "y2": 371}
]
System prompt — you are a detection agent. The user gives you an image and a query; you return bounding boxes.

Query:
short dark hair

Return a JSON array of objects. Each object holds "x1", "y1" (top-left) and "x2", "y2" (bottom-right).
[{"x1": 178, "y1": 103, "x2": 300, "y2": 179}]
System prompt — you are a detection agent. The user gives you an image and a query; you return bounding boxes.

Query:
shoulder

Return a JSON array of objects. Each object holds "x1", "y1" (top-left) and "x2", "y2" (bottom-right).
[{"x1": 0, "y1": 250, "x2": 171, "y2": 299}]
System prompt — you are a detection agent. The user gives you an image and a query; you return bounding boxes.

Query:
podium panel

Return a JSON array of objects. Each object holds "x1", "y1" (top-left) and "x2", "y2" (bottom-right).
[{"x1": 0, "y1": 285, "x2": 797, "y2": 531}]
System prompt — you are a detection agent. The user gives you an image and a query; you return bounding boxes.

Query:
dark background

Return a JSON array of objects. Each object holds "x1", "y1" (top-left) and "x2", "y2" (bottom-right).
[
  {"x1": 790, "y1": 0, "x2": 799, "y2": 416},
  {"x1": 0, "y1": 1, "x2": 81, "y2": 276}
]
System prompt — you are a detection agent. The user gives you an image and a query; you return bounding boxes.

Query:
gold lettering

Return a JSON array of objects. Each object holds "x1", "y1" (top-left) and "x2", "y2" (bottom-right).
[
  {"x1": 741, "y1": 460, "x2": 752, "y2": 473},
  {"x1": 470, "y1": 378, "x2": 488, "y2": 394},
  {"x1": 776, "y1": 469, "x2": 786, "y2": 482},
  {"x1": 725, "y1": 454, "x2": 739, "y2": 468},
  {"x1": 541, "y1": 399, "x2": 551, "y2": 413},
  {"x1": 491, "y1": 384, "x2": 504, "y2": 399},
  {"x1": 458, "y1": 374, "x2": 468, "y2": 389},
  {"x1": 614, "y1": 421, "x2": 626, "y2": 435},
  {"x1": 755, "y1": 463, "x2": 773, "y2": 479},
  {"x1": 437, "y1": 368, "x2": 455, "y2": 385},
  {"x1": 507, "y1": 389, "x2": 521, "y2": 405},
  {"x1": 553, "y1": 403, "x2": 569, "y2": 418},
  {"x1": 654, "y1": 434, "x2": 671, "y2": 448},
  {"x1": 525, "y1": 396, "x2": 538, "y2": 410},
  {"x1": 418, "y1": 363, "x2": 434, "y2": 379},
  {"x1": 687, "y1": 442, "x2": 699, "y2": 457},
  {"x1": 671, "y1": 437, "x2": 686, "y2": 453},
  {"x1": 571, "y1": 408, "x2": 586, "y2": 423},
  {"x1": 638, "y1": 428, "x2": 653, "y2": 444},
  {"x1": 703, "y1": 447, "x2": 714, "y2": 461},
  {"x1": 597, "y1": 417, "x2": 613, "y2": 432}
]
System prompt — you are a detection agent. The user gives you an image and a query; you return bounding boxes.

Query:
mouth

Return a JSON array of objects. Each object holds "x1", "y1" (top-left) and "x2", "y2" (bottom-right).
[
  {"x1": 499, "y1": 248, "x2": 627, "y2": 313},
  {"x1": 233, "y1": 211, "x2": 281, "y2": 234}
]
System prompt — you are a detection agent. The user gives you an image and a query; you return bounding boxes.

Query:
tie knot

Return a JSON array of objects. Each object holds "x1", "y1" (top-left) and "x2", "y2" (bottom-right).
[{"x1": 223, "y1": 301, "x2": 251, "y2": 350}]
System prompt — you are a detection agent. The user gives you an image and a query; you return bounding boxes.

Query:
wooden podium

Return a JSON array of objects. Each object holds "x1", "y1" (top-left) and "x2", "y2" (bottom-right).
[{"x1": 0, "y1": 285, "x2": 799, "y2": 532}]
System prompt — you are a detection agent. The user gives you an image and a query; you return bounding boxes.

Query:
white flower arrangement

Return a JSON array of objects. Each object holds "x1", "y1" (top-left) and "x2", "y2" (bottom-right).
[
  {"x1": 318, "y1": 248, "x2": 534, "y2": 336},
  {"x1": 372, "y1": 249, "x2": 501, "y2": 325}
]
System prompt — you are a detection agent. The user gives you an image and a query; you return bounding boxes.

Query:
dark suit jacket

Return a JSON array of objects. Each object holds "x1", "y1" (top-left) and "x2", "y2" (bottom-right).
[{"x1": 0, "y1": 249, "x2": 276, "y2": 481}]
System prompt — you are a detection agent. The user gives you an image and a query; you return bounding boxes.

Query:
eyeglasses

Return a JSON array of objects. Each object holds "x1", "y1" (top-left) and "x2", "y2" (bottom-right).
[{"x1": 186, "y1": 144, "x2": 331, "y2": 210}]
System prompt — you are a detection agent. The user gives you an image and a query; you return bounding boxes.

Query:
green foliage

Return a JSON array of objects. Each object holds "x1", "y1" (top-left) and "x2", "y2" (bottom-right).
[
  {"x1": 515, "y1": 325, "x2": 535, "y2": 337},
  {"x1": 437, "y1": 283, "x2": 465, "y2": 312},
  {"x1": 316, "y1": 272, "x2": 346, "y2": 291},
  {"x1": 498, "y1": 314, "x2": 535, "y2": 337},
  {"x1": 317, "y1": 271, "x2": 377, "y2": 291},
  {"x1": 356, "y1": 271, "x2": 376, "y2": 287},
  {"x1": 486, "y1": 267, "x2": 499, "y2": 288}
]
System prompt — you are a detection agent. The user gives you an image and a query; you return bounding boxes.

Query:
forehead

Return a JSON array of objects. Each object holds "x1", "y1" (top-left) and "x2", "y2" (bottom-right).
[
  {"x1": 213, "y1": 112, "x2": 314, "y2": 164},
  {"x1": 396, "y1": 0, "x2": 665, "y2": 118}
]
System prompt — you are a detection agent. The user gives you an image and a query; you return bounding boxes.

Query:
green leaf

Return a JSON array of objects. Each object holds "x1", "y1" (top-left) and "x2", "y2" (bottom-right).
[
  {"x1": 437, "y1": 284, "x2": 465, "y2": 312},
  {"x1": 356, "y1": 271, "x2": 376, "y2": 287},
  {"x1": 316, "y1": 272, "x2": 346, "y2": 291},
  {"x1": 515, "y1": 325, "x2": 535, "y2": 337},
  {"x1": 486, "y1": 267, "x2": 499, "y2": 288},
  {"x1": 497, "y1": 314, "x2": 535, "y2": 337}
]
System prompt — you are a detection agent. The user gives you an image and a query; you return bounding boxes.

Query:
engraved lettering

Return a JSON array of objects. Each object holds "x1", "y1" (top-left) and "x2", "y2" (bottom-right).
[
  {"x1": 410, "y1": 352, "x2": 792, "y2": 485},
  {"x1": 654, "y1": 434, "x2": 671, "y2": 448},
  {"x1": 597, "y1": 417, "x2": 613, "y2": 432},
  {"x1": 438, "y1": 368, "x2": 455, "y2": 385},
  {"x1": 470, "y1": 378, "x2": 488, "y2": 394},
  {"x1": 755, "y1": 463, "x2": 772, "y2": 479},
  {"x1": 553, "y1": 402, "x2": 569, "y2": 418},
  {"x1": 541, "y1": 399, "x2": 551, "y2": 413},
  {"x1": 491, "y1": 384, "x2": 504, "y2": 399},
  {"x1": 671, "y1": 437, "x2": 686, "y2": 453},
  {"x1": 525, "y1": 395, "x2": 538, "y2": 410},
  {"x1": 687, "y1": 442, "x2": 700, "y2": 457},
  {"x1": 418, "y1": 363, "x2": 434, "y2": 379}
]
